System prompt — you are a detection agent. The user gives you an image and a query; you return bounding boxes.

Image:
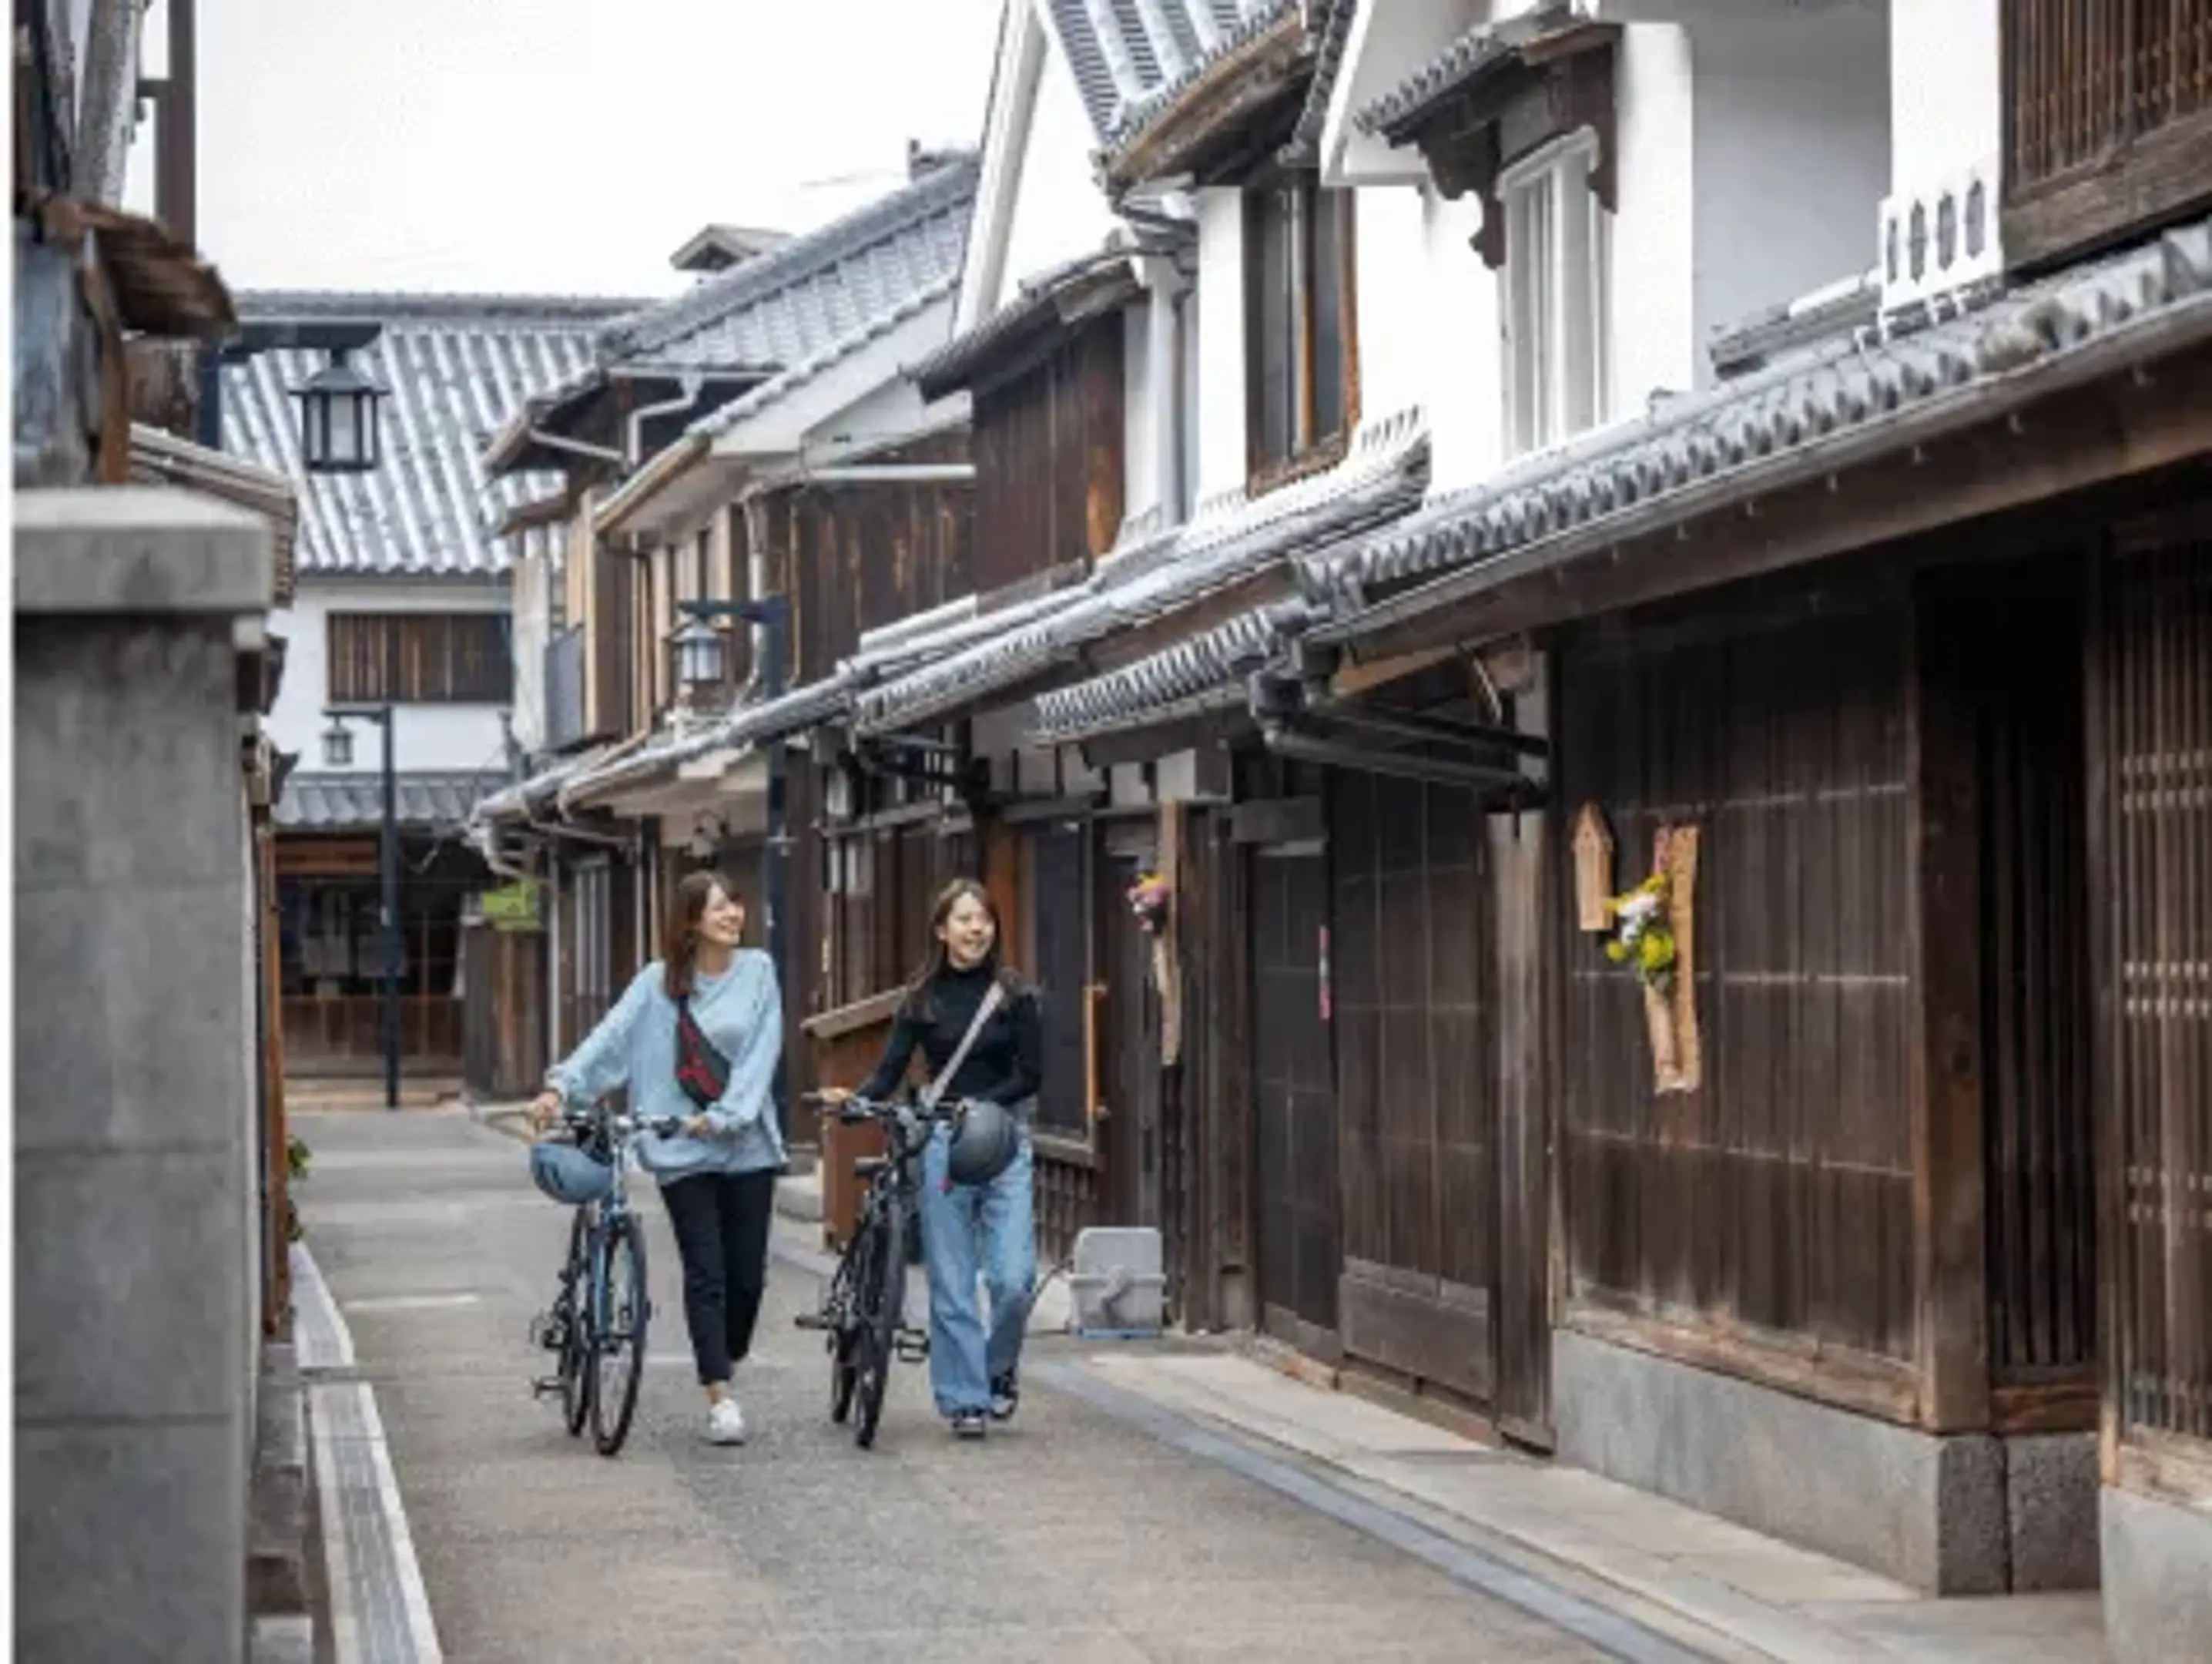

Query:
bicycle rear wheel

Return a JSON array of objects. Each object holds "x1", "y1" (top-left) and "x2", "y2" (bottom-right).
[
  {"x1": 853, "y1": 1197, "x2": 905, "y2": 1451},
  {"x1": 591, "y1": 1215, "x2": 649, "y2": 1457},
  {"x1": 560, "y1": 1208, "x2": 592, "y2": 1437},
  {"x1": 826, "y1": 1254, "x2": 859, "y2": 1424}
]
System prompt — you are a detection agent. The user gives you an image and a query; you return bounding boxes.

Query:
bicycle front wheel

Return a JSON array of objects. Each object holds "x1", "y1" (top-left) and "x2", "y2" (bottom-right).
[
  {"x1": 591, "y1": 1215, "x2": 649, "y2": 1457},
  {"x1": 853, "y1": 1198, "x2": 906, "y2": 1451}
]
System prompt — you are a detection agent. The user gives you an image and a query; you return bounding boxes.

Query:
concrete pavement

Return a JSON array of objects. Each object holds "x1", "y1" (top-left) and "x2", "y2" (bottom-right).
[{"x1": 294, "y1": 1107, "x2": 1637, "y2": 1662}]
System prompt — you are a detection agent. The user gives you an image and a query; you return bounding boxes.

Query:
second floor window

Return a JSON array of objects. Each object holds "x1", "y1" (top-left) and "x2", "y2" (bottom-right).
[
  {"x1": 1245, "y1": 176, "x2": 1358, "y2": 482},
  {"x1": 1501, "y1": 130, "x2": 1610, "y2": 458},
  {"x1": 326, "y1": 612, "x2": 513, "y2": 705}
]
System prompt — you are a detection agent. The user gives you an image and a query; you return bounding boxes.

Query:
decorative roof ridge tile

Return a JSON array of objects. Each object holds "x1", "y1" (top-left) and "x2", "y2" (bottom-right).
[
  {"x1": 1283, "y1": 0, "x2": 1358, "y2": 162},
  {"x1": 601, "y1": 156, "x2": 980, "y2": 361},
  {"x1": 236, "y1": 290, "x2": 650, "y2": 324}
]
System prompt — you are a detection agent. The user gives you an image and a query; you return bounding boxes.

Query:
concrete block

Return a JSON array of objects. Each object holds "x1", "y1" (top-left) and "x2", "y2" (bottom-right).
[
  {"x1": 13, "y1": 880, "x2": 252, "y2": 1154},
  {"x1": 13, "y1": 619, "x2": 246, "y2": 891},
  {"x1": 2007, "y1": 1433, "x2": 2100, "y2": 1592},
  {"x1": 13, "y1": 486, "x2": 273, "y2": 616},
  {"x1": 15, "y1": 1420, "x2": 246, "y2": 1664},
  {"x1": 15, "y1": 1149, "x2": 250, "y2": 1425},
  {"x1": 2100, "y1": 1483, "x2": 2212, "y2": 1664},
  {"x1": 1553, "y1": 1328, "x2": 2008, "y2": 1592}
]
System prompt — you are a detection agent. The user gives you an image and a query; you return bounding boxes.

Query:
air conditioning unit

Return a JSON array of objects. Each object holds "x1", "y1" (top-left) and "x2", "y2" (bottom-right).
[{"x1": 1879, "y1": 156, "x2": 2005, "y2": 317}]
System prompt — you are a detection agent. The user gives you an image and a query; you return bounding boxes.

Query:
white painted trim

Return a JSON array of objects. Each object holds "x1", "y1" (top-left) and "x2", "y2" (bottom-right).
[{"x1": 955, "y1": 0, "x2": 1052, "y2": 337}]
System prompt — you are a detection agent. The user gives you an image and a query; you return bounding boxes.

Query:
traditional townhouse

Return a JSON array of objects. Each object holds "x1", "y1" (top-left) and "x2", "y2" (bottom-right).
[
  {"x1": 1056, "y1": 0, "x2": 2206, "y2": 1646},
  {"x1": 470, "y1": 154, "x2": 980, "y2": 1132},
  {"x1": 225, "y1": 292, "x2": 616, "y2": 1083}
]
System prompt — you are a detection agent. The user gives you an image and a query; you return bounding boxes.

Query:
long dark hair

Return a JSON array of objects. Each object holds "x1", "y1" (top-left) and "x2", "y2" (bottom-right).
[
  {"x1": 662, "y1": 871, "x2": 742, "y2": 1000},
  {"x1": 901, "y1": 877, "x2": 1024, "y2": 1019}
]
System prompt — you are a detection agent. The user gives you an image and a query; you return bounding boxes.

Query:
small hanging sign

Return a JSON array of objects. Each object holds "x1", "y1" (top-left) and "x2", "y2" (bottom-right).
[
  {"x1": 1317, "y1": 924, "x2": 1332, "y2": 1022},
  {"x1": 1572, "y1": 803, "x2": 1615, "y2": 932}
]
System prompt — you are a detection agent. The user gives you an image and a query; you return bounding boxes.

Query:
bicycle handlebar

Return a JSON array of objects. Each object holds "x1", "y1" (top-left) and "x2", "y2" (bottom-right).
[{"x1": 558, "y1": 1103, "x2": 685, "y2": 1141}]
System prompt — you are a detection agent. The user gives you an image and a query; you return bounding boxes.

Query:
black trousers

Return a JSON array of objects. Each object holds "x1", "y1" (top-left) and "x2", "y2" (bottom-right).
[{"x1": 659, "y1": 1168, "x2": 777, "y2": 1386}]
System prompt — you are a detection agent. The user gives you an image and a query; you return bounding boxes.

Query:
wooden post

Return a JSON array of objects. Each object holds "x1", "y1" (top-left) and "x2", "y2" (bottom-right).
[
  {"x1": 257, "y1": 825, "x2": 292, "y2": 1336},
  {"x1": 1909, "y1": 580, "x2": 1992, "y2": 1433}
]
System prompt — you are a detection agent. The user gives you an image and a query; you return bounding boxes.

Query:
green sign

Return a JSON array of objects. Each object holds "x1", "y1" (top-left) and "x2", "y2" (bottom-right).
[{"x1": 481, "y1": 881, "x2": 541, "y2": 931}]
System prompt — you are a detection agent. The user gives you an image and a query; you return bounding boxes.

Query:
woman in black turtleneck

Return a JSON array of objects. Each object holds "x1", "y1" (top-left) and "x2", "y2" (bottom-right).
[{"x1": 843, "y1": 878, "x2": 1041, "y2": 1438}]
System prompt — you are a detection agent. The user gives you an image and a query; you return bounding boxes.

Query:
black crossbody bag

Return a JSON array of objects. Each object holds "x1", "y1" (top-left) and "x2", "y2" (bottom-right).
[{"x1": 673, "y1": 993, "x2": 733, "y2": 1113}]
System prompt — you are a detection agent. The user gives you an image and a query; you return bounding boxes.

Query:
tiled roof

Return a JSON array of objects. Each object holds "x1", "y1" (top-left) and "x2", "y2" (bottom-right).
[
  {"x1": 852, "y1": 406, "x2": 1427, "y2": 733},
  {"x1": 1283, "y1": 0, "x2": 1359, "y2": 163},
  {"x1": 1031, "y1": 599, "x2": 1300, "y2": 741},
  {"x1": 597, "y1": 157, "x2": 977, "y2": 375},
  {"x1": 1306, "y1": 210, "x2": 2212, "y2": 624},
  {"x1": 556, "y1": 675, "x2": 863, "y2": 811},
  {"x1": 907, "y1": 245, "x2": 1141, "y2": 400},
  {"x1": 224, "y1": 293, "x2": 631, "y2": 578},
  {"x1": 277, "y1": 770, "x2": 508, "y2": 830},
  {"x1": 1352, "y1": 2, "x2": 1584, "y2": 140},
  {"x1": 1045, "y1": 0, "x2": 1299, "y2": 153}
]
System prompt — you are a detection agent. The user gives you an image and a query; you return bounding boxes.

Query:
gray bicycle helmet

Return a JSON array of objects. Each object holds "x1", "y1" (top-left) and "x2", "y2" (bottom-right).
[
  {"x1": 529, "y1": 1142, "x2": 614, "y2": 1206},
  {"x1": 944, "y1": 1098, "x2": 1021, "y2": 1186}
]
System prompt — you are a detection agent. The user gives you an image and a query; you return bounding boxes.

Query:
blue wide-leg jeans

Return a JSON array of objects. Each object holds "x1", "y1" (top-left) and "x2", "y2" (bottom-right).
[{"x1": 917, "y1": 1126, "x2": 1036, "y2": 1417}]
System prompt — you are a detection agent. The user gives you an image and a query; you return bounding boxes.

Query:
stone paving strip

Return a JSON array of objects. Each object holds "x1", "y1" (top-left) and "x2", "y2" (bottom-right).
[{"x1": 293, "y1": 1243, "x2": 446, "y2": 1663}]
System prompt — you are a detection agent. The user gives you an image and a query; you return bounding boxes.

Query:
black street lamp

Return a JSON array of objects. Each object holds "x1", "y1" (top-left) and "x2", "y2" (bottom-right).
[
  {"x1": 290, "y1": 350, "x2": 385, "y2": 474},
  {"x1": 677, "y1": 596, "x2": 789, "y2": 1135},
  {"x1": 671, "y1": 612, "x2": 730, "y2": 696},
  {"x1": 324, "y1": 703, "x2": 401, "y2": 1111}
]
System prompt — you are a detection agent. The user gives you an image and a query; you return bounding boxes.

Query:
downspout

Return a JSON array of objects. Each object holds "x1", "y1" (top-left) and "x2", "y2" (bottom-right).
[{"x1": 626, "y1": 373, "x2": 706, "y2": 470}]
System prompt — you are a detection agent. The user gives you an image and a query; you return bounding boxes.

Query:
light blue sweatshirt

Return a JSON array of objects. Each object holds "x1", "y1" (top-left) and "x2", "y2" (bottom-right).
[{"x1": 546, "y1": 951, "x2": 785, "y2": 1181}]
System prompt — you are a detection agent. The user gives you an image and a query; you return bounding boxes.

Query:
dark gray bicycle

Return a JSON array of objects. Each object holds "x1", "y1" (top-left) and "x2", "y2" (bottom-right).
[
  {"x1": 530, "y1": 1102, "x2": 682, "y2": 1457},
  {"x1": 795, "y1": 1091, "x2": 951, "y2": 1449}
]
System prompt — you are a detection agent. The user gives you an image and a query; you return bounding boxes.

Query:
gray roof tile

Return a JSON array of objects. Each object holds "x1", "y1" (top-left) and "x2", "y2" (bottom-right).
[
  {"x1": 853, "y1": 406, "x2": 1427, "y2": 733},
  {"x1": 1308, "y1": 210, "x2": 2212, "y2": 622},
  {"x1": 1352, "y1": 2, "x2": 1582, "y2": 140},
  {"x1": 1046, "y1": 0, "x2": 1299, "y2": 155},
  {"x1": 226, "y1": 293, "x2": 629, "y2": 578},
  {"x1": 598, "y1": 157, "x2": 977, "y2": 377},
  {"x1": 1031, "y1": 599, "x2": 1297, "y2": 741},
  {"x1": 277, "y1": 770, "x2": 507, "y2": 830}
]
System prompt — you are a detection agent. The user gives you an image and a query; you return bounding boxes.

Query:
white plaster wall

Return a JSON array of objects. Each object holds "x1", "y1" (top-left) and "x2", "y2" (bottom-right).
[
  {"x1": 1352, "y1": 186, "x2": 1430, "y2": 428},
  {"x1": 1691, "y1": 2, "x2": 1889, "y2": 377},
  {"x1": 1422, "y1": 186, "x2": 1504, "y2": 495},
  {"x1": 1611, "y1": 21, "x2": 1698, "y2": 411},
  {"x1": 1890, "y1": 0, "x2": 2000, "y2": 191},
  {"x1": 1124, "y1": 292, "x2": 1159, "y2": 525},
  {"x1": 1322, "y1": 0, "x2": 1482, "y2": 184},
  {"x1": 1193, "y1": 187, "x2": 1248, "y2": 507},
  {"x1": 995, "y1": 24, "x2": 1119, "y2": 312},
  {"x1": 270, "y1": 579, "x2": 513, "y2": 776},
  {"x1": 508, "y1": 551, "x2": 551, "y2": 754}
]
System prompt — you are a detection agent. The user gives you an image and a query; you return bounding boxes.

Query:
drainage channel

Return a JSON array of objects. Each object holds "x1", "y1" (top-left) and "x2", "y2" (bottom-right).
[{"x1": 1028, "y1": 1360, "x2": 1727, "y2": 1664}]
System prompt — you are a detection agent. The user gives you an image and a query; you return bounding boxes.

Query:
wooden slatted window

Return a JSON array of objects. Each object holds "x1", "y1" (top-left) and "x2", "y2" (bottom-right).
[
  {"x1": 325, "y1": 612, "x2": 512, "y2": 704},
  {"x1": 2006, "y1": 2, "x2": 2212, "y2": 260},
  {"x1": 2096, "y1": 521, "x2": 2212, "y2": 1449},
  {"x1": 1244, "y1": 176, "x2": 1358, "y2": 485}
]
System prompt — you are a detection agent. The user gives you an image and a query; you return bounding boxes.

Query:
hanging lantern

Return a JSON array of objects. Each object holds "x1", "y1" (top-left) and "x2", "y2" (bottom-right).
[
  {"x1": 320, "y1": 715, "x2": 355, "y2": 767},
  {"x1": 292, "y1": 351, "x2": 384, "y2": 474},
  {"x1": 672, "y1": 613, "x2": 728, "y2": 693}
]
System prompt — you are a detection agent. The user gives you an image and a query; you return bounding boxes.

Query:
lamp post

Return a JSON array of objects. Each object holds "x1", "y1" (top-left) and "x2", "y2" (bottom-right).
[
  {"x1": 676, "y1": 595, "x2": 789, "y2": 1135},
  {"x1": 323, "y1": 704, "x2": 400, "y2": 1110},
  {"x1": 199, "y1": 320, "x2": 386, "y2": 464}
]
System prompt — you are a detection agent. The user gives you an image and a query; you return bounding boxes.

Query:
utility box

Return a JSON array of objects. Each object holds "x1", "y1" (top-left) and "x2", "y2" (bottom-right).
[{"x1": 1070, "y1": 1227, "x2": 1166, "y2": 1338}]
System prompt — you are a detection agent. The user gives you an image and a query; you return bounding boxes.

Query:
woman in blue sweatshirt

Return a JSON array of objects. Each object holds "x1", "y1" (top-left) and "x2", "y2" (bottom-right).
[{"x1": 530, "y1": 871, "x2": 783, "y2": 1445}]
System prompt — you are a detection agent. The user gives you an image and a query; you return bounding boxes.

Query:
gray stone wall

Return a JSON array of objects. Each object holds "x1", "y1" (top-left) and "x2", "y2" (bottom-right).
[
  {"x1": 14, "y1": 488, "x2": 273, "y2": 1664},
  {"x1": 2102, "y1": 1484, "x2": 2212, "y2": 1664}
]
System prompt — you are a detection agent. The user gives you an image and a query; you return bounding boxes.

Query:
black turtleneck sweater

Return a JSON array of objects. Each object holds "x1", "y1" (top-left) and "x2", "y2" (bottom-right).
[{"x1": 856, "y1": 962, "x2": 1042, "y2": 1107}]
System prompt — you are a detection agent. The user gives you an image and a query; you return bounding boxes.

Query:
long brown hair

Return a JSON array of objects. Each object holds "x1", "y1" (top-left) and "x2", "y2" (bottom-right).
[
  {"x1": 902, "y1": 877, "x2": 1024, "y2": 1018},
  {"x1": 662, "y1": 871, "x2": 742, "y2": 1000}
]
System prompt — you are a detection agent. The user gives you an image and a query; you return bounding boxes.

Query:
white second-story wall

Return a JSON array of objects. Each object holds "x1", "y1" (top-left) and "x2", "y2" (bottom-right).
[
  {"x1": 270, "y1": 577, "x2": 513, "y2": 778},
  {"x1": 1355, "y1": 186, "x2": 1432, "y2": 428},
  {"x1": 509, "y1": 550, "x2": 553, "y2": 755},
  {"x1": 1889, "y1": 0, "x2": 1999, "y2": 194},
  {"x1": 1193, "y1": 188, "x2": 1249, "y2": 508}
]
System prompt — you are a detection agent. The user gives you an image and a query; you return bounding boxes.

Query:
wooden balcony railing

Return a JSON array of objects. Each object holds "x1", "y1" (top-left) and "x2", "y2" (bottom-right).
[{"x1": 2006, "y1": 0, "x2": 2212, "y2": 263}]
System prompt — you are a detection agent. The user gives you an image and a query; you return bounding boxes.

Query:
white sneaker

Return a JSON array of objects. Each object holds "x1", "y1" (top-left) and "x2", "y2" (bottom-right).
[{"x1": 705, "y1": 1397, "x2": 746, "y2": 1445}]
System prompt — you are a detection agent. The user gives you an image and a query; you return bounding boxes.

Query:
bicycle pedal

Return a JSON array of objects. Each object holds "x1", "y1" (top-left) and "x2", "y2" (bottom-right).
[
  {"x1": 894, "y1": 1335, "x2": 930, "y2": 1364},
  {"x1": 793, "y1": 1311, "x2": 830, "y2": 1331},
  {"x1": 529, "y1": 1376, "x2": 563, "y2": 1397}
]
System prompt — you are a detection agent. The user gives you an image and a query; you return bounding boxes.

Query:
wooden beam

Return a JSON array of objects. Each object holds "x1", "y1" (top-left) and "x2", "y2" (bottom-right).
[
  {"x1": 1908, "y1": 577, "x2": 1992, "y2": 1434},
  {"x1": 2004, "y1": 106, "x2": 2212, "y2": 272},
  {"x1": 1343, "y1": 340, "x2": 2212, "y2": 666}
]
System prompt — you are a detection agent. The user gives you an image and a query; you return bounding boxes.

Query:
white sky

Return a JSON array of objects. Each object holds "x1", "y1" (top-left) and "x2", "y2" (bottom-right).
[{"x1": 130, "y1": 0, "x2": 1006, "y2": 300}]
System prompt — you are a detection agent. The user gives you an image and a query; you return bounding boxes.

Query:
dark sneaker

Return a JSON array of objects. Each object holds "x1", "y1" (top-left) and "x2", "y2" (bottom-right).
[
  {"x1": 950, "y1": 1411, "x2": 988, "y2": 1440},
  {"x1": 988, "y1": 1371, "x2": 1019, "y2": 1422}
]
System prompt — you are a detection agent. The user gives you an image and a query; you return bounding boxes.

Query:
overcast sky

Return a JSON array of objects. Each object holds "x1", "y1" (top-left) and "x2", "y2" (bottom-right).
[{"x1": 130, "y1": 0, "x2": 1004, "y2": 300}]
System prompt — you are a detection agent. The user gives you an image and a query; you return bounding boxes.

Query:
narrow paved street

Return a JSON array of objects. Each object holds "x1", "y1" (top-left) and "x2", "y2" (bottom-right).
[{"x1": 297, "y1": 1108, "x2": 1612, "y2": 1662}]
